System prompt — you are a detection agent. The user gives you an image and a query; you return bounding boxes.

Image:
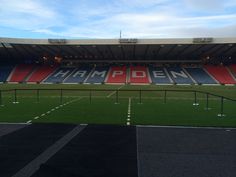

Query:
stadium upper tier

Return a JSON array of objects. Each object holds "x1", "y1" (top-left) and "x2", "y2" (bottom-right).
[
  {"x1": 1, "y1": 64, "x2": 236, "y2": 85},
  {"x1": 0, "y1": 37, "x2": 236, "y2": 63}
]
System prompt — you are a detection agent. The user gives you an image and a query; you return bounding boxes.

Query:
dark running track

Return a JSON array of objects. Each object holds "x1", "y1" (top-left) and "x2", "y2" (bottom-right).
[{"x1": 0, "y1": 123, "x2": 235, "y2": 177}]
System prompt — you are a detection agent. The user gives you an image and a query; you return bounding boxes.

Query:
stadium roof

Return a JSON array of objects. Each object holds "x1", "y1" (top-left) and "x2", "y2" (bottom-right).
[{"x1": 0, "y1": 37, "x2": 236, "y2": 63}]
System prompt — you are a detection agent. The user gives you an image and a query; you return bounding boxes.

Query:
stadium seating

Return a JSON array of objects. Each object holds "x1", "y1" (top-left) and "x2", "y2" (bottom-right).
[
  {"x1": 0, "y1": 66, "x2": 14, "y2": 82},
  {"x1": 184, "y1": 67, "x2": 217, "y2": 84},
  {"x1": 63, "y1": 66, "x2": 93, "y2": 83},
  {"x1": 27, "y1": 65, "x2": 58, "y2": 83},
  {"x1": 149, "y1": 66, "x2": 172, "y2": 84},
  {"x1": 204, "y1": 65, "x2": 236, "y2": 84},
  {"x1": 129, "y1": 66, "x2": 150, "y2": 84},
  {"x1": 85, "y1": 66, "x2": 109, "y2": 84},
  {"x1": 9, "y1": 64, "x2": 35, "y2": 82},
  {"x1": 2, "y1": 64, "x2": 236, "y2": 85},
  {"x1": 106, "y1": 66, "x2": 127, "y2": 84},
  {"x1": 44, "y1": 67, "x2": 76, "y2": 83},
  {"x1": 229, "y1": 64, "x2": 236, "y2": 76},
  {"x1": 166, "y1": 66, "x2": 194, "y2": 84}
]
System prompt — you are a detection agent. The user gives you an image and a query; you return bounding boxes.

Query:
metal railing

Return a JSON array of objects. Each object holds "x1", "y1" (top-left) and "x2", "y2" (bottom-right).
[{"x1": 0, "y1": 88, "x2": 235, "y2": 117}]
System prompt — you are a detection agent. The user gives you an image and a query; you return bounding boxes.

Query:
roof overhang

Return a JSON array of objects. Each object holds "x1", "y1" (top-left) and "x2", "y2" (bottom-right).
[
  {"x1": 0, "y1": 37, "x2": 235, "y2": 63},
  {"x1": 1, "y1": 37, "x2": 236, "y2": 45}
]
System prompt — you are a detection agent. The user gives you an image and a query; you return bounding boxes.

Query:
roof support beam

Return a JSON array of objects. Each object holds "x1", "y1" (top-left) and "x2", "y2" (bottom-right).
[
  {"x1": 21, "y1": 45, "x2": 39, "y2": 59},
  {"x1": 143, "y1": 45, "x2": 149, "y2": 60},
  {"x1": 107, "y1": 45, "x2": 115, "y2": 59},
  {"x1": 174, "y1": 45, "x2": 192, "y2": 59},
  {"x1": 68, "y1": 46, "x2": 83, "y2": 57},
  {"x1": 164, "y1": 45, "x2": 178, "y2": 59},
  {"x1": 224, "y1": 45, "x2": 236, "y2": 56},
  {"x1": 37, "y1": 45, "x2": 56, "y2": 57},
  {"x1": 120, "y1": 45, "x2": 125, "y2": 60},
  {"x1": 11, "y1": 45, "x2": 25, "y2": 61},
  {"x1": 94, "y1": 46, "x2": 105, "y2": 59},
  {"x1": 81, "y1": 46, "x2": 95, "y2": 59},
  {"x1": 133, "y1": 45, "x2": 136, "y2": 60}
]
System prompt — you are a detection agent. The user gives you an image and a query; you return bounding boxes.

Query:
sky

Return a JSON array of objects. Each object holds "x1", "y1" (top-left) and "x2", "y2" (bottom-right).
[{"x1": 0, "y1": 0, "x2": 236, "y2": 39}]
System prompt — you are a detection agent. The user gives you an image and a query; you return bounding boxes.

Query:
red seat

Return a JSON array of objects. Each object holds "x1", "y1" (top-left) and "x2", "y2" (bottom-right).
[
  {"x1": 204, "y1": 65, "x2": 236, "y2": 84},
  {"x1": 129, "y1": 66, "x2": 150, "y2": 83},
  {"x1": 9, "y1": 64, "x2": 35, "y2": 82},
  {"x1": 106, "y1": 66, "x2": 126, "y2": 83},
  {"x1": 229, "y1": 64, "x2": 236, "y2": 75},
  {"x1": 27, "y1": 65, "x2": 58, "y2": 82}
]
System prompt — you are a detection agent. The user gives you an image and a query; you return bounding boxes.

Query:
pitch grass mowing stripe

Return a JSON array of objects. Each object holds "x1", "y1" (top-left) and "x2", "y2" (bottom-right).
[{"x1": 26, "y1": 97, "x2": 84, "y2": 123}]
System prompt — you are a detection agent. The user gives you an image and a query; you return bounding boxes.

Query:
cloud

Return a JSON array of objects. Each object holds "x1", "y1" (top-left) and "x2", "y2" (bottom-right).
[
  {"x1": 0, "y1": 0, "x2": 236, "y2": 38},
  {"x1": 31, "y1": 12, "x2": 236, "y2": 38},
  {"x1": 183, "y1": 0, "x2": 223, "y2": 10},
  {"x1": 183, "y1": 0, "x2": 236, "y2": 12},
  {"x1": 118, "y1": 0, "x2": 169, "y2": 8},
  {"x1": 0, "y1": 0, "x2": 55, "y2": 18},
  {"x1": 0, "y1": 0, "x2": 62, "y2": 30}
]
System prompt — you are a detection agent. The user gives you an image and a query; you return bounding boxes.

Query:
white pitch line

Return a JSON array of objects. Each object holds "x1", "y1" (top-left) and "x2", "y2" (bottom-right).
[
  {"x1": 127, "y1": 97, "x2": 132, "y2": 126},
  {"x1": 106, "y1": 85, "x2": 124, "y2": 98},
  {"x1": 25, "y1": 97, "x2": 84, "y2": 124}
]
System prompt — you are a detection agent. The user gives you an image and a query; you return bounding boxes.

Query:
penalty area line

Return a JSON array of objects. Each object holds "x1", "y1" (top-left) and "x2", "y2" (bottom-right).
[
  {"x1": 106, "y1": 85, "x2": 124, "y2": 98},
  {"x1": 25, "y1": 97, "x2": 84, "y2": 124}
]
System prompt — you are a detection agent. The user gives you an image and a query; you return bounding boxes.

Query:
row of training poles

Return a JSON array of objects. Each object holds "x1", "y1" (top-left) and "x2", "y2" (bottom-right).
[{"x1": 0, "y1": 89, "x2": 232, "y2": 117}]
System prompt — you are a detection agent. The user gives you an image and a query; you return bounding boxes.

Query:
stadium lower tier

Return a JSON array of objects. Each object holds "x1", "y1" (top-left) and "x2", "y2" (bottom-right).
[{"x1": 1, "y1": 64, "x2": 236, "y2": 85}]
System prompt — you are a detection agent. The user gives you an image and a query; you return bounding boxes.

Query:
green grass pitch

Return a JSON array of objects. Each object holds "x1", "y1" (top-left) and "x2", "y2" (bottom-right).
[{"x1": 0, "y1": 84, "x2": 236, "y2": 127}]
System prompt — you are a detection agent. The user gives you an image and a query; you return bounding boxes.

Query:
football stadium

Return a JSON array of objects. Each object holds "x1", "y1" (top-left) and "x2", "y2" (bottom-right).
[
  {"x1": 1, "y1": 0, "x2": 236, "y2": 176},
  {"x1": 0, "y1": 37, "x2": 236, "y2": 177}
]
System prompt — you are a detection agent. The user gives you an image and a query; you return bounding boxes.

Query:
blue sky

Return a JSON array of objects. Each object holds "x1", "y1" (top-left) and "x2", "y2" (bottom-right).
[{"x1": 0, "y1": 0, "x2": 236, "y2": 38}]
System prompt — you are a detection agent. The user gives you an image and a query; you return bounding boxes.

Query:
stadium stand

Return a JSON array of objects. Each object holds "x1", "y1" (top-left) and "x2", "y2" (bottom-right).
[
  {"x1": 63, "y1": 66, "x2": 93, "y2": 83},
  {"x1": 0, "y1": 66, "x2": 14, "y2": 82},
  {"x1": 229, "y1": 64, "x2": 236, "y2": 77},
  {"x1": 1, "y1": 64, "x2": 236, "y2": 85},
  {"x1": 9, "y1": 64, "x2": 36, "y2": 82},
  {"x1": 204, "y1": 65, "x2": 236, "y2": 84},
  {"x1": 149, "y1": 66, "x2": 172, "y2": 84},
  {"x1": 166, "y1": 66, "x2": 194, "y2": 84},
  {"x1": 27, "y1": 65, "x2": 58, "y2": 83},
  {"x1": 44, "y1": 67, "x2": 75, "y2": 83},
  {"x1": 184, "y1": 67, "x2": 217, "y2": 84},
  {"x1": 106, "y1": 66, "x2": 127, "y2": 84},
  {"x1": 85, "y1": 66, "x2": 108, "y2": 84},
  {"x1": 129, "y1": 66, "x2": 150, "y2": 84}
]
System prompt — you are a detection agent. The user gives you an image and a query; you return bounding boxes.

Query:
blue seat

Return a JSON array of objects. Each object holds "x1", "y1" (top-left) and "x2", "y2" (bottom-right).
[
  {"x1": 149, "y1": 67, "x2": 172, "y2": 84},
  {"x1": 185, "y1": 67, "x2": 217, "y2": 84},
  {"x1": 63, "y1": 66, "x2": 93, "y2": 83},
  {"x1": 0, "y1": 66, "x2": 14, "y2": 82},
  {"x1": 166, "y1": 66, "x2": 193, "y2": 84},
  {"x1": 85, "y1": 66, "x2": 109, "y2": 83},
  {"x1": 44, "y1": 67, "x2": 76, "y2": 83}
]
